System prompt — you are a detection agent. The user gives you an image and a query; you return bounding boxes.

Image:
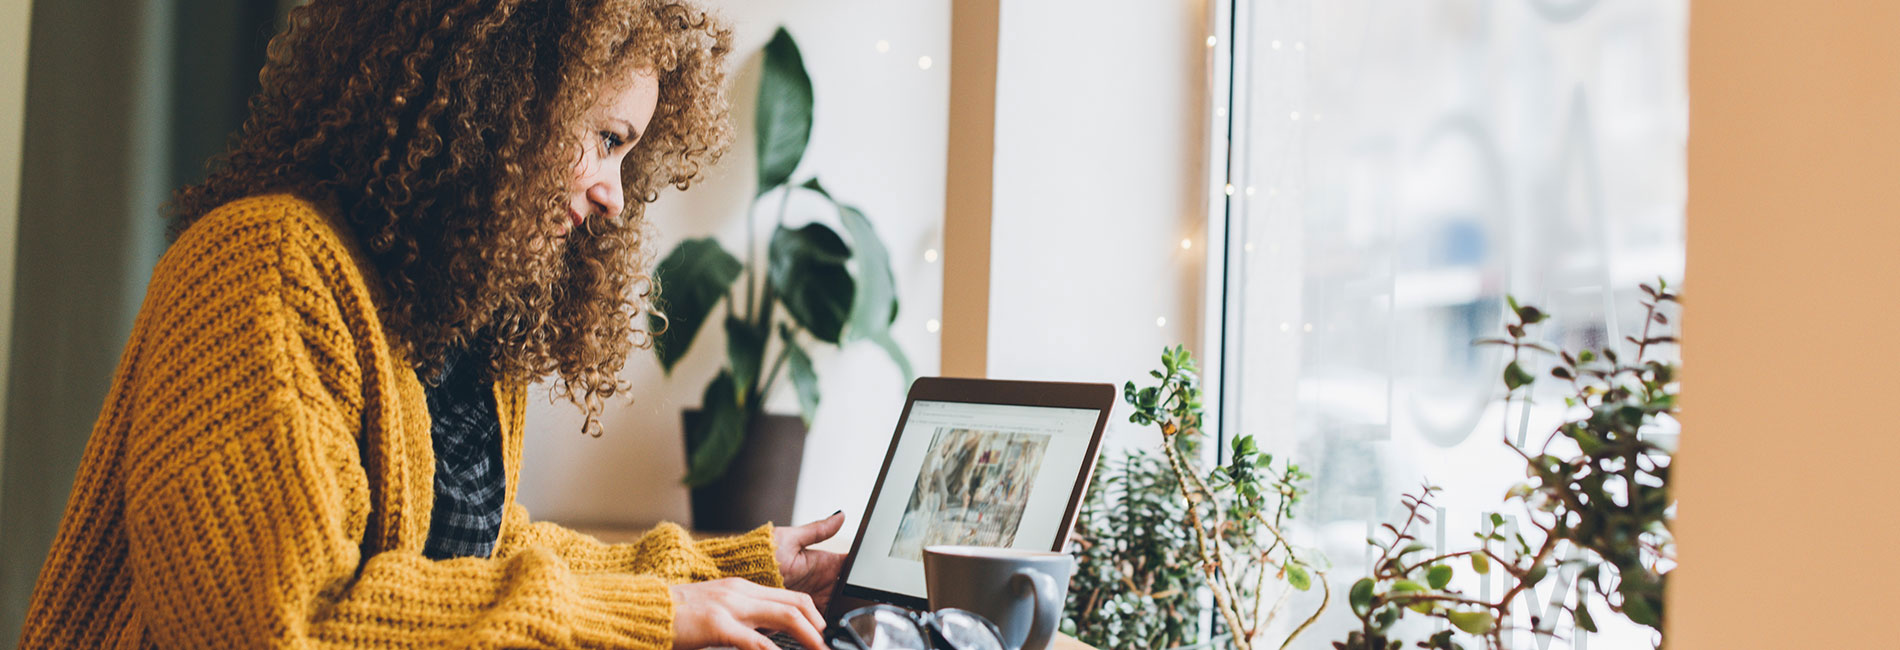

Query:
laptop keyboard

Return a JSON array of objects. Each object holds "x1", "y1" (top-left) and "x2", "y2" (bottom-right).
[{"x1": 768, "y1": 629, "x2": 811, "y2": 649}]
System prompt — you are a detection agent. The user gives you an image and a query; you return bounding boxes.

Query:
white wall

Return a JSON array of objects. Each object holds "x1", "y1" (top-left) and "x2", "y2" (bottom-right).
[
  {"x1": 984, "y1": 0, "x2": 1213, "y2": 451},
  {"x1": 515, "y1": 0, "x2": 949, "y2": 530}
]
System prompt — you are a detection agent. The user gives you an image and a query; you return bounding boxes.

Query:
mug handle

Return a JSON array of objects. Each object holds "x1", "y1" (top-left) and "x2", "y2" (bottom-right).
[{"x1": 1009, "y1": 569, "x2": 1060, "y2": 650}]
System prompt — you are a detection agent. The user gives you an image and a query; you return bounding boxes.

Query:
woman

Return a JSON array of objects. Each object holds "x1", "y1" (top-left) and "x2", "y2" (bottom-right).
[{"x1": 18, "y1": 1, "x2": 844, "y2": 648}]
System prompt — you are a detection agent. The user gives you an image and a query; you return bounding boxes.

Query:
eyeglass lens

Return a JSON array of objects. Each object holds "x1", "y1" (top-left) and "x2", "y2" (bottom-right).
[
  {"x1": 931, "y1": 609, "x2": 1008, "y2": 650},
  {"x1": 845, "y1": 607, "x2": 930, "y2": 650}
]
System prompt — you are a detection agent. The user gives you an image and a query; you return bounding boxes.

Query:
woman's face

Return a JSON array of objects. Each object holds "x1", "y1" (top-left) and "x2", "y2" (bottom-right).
[{"x1": 567, "y1": 69, "x2": 661, "y2": 231}]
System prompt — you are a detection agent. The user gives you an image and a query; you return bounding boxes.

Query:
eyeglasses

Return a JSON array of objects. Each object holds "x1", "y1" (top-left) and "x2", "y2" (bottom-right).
[{"x1": 825, "y1": 604, "x2": 1009, "y2": 650}]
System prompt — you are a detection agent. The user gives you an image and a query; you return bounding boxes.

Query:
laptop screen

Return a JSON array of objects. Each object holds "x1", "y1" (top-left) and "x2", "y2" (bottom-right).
[{"x1": 842, "y1": 399, "x2": 1104, "y2": 599}]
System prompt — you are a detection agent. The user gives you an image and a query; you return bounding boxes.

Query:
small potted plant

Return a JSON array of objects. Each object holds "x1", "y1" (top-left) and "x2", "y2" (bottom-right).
[
  {"x1": 654, "y1": 27, "x2": 910, "y2": 531},
  {"x1": 1065, "y1": 346, "x2": 1326, "y2": 650}
]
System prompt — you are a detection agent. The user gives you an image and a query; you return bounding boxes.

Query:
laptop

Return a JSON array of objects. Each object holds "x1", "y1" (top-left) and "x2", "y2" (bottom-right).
[{"x1": 823, "y1": 377, "x2": 1115, "y2": 619}]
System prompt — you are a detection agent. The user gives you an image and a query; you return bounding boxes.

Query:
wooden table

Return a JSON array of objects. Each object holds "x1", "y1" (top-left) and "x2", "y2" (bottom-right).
[{"x1": 566, "y1": 524, "x2": 1100, "y2": 649}]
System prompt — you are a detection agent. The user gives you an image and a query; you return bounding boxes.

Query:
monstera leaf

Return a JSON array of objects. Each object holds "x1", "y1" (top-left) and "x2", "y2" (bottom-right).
[
  {"x1": 756, "y1": 27, "x2": 813, "y2": 194},
  {"x1": 682, "y1": 371, "x2": 744, "y2": 487},
  {"x1": 653, "y1": 238, "x2": 742, "y2": 372},
  {"x1": 768, "y1": 223, "x2": 854, "y2": 344}
]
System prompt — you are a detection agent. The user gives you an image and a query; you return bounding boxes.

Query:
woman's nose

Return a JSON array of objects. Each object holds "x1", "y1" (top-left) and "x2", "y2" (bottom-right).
[{"x1": 586, "y1": 179, "x2": 624, "y2": 220}]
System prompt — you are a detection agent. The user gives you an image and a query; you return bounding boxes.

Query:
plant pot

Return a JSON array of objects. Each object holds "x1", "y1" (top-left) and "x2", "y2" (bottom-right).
[{"x1": 681, "y1": 410, "x2": 808, "y2": 532}]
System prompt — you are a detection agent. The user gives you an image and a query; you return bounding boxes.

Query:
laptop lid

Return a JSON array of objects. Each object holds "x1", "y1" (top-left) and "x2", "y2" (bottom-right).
[{"x1": 827, "y1": 377, "x2": 1114, "y2": 615}]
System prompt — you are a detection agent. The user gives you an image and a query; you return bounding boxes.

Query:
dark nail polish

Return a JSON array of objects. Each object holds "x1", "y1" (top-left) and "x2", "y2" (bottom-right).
[{"x1": 831, "y1": 509, "x2": 843, "y2": 516}]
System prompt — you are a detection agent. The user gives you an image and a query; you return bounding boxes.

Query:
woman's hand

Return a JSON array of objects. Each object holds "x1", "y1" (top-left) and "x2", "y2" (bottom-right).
[
  {"x1": 773, "y1": 512, "x2": 847, "y2": 610},
  {"x1": 669, "y1": 577, "x2": 826, "y2": 650}
]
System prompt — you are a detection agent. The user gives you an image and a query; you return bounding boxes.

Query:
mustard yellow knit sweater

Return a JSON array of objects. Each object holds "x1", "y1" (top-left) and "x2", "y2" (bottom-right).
[{"x1": 19, "y1": 194, "x2": 781, "y2": 648}]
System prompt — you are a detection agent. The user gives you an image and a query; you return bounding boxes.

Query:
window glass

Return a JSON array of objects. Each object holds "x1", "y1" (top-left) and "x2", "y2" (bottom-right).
[{"x1": 1221, "y1": 2, "x2": 1685, "y2": 647}]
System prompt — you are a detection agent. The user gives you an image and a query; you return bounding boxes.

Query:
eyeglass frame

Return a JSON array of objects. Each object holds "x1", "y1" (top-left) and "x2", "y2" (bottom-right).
[{"x1": 825, "y1": 603, "x2": 1009, "y2": 650}]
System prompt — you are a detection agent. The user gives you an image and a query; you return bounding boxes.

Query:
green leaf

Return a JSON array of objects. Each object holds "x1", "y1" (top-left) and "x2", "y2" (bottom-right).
[
  {"x1": 682, "y1": 372, "x2": 746, "y2": 486},
  {"x1": 756, "y1": 28, "x2": 813, "y2": 194},
  {"x1": 1287, "y1": 565, "x2": 1311, "y2": 592},
  {"x1": 1524, "y1": 562, "x2": 1548, "y2": 586},
  {"x1": 1516, "y1": 304, "x2": 1548, "y2": 324},
  {"x1": 1503, "y1": 361, "x2": 1536, "y2": 391},
  {"x1": 654, "y1": 239, "x2": 743, "y2": 372},
  {"x1": 1470, "y1": 553, "x2": 1491, "y2": 575},
  {"x1": 1348, "y1": 578, "x2": 1375, "y2": 616},
  {"x1": 1374, "y1": 606, "x2": 1401, "y2": 631},
  {"x1": 1619, "y1": 579, "x2": 1663, "y2": 628},
  {"x1": 1397, "y1": 542, "x2": 1431, "y2": 557},
  {"x1": 1390, "y1": 580, "x2": 1426, "y2": 593},
  {"x1": 1575, "y1": 598, "x2": 1598, "y2": 633},
  {"x1": 1447, "y1": 611, "x2": 1495, "y2": 635},
  {"x1": 725, "y1": 317, "x2": 767, "y2": 407},
  {"x1": 836, "y1": 202, "x2": 899, "y2": 340},
  {"x1": 782, "y1": 329, "x2": 820, "y2": 426},
  {"x1": 769, "y1": 223, "x2": 854, "y2": 343},
  {"x1": 1427, "y1": 565, "x2": 1453, "y2": 590}
]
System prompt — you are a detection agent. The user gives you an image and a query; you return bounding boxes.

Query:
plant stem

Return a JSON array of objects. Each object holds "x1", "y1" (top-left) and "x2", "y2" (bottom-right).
[
  {"x1": 746, "y1": 194, "x2": 760, "y2": 322},
  {"x1": 1161, "y1": 439, "x2": 1252, "y2": 650},
  {"x1": 1279, "y1": 575, "x2": 1328, "y2": 650},
  {"x1": 745, "y1": 186, "x2": 796, "y2": 406},
  {"x1": 754, "y1": 341, "x2": 793, "y2": 412}
]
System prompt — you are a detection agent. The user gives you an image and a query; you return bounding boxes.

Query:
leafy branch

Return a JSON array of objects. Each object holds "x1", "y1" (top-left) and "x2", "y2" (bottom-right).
[
  {"x1": 1110, "y1": 345, "x2": 1327, "y2": 650},
  {"x1": 1336, "y1": 280, "x2": 1679, "y2": 650}
]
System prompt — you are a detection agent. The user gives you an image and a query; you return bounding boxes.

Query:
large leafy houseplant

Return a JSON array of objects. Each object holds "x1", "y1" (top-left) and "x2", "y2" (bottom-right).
[{"x1": 654, "y1": 27, "x2": 911, "y2": 487}]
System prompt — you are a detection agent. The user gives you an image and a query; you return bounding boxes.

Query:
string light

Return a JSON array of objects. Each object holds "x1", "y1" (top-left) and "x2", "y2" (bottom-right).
[
  {"x1": 1156, "y1": 316, "x2": 1168, "y2": 328},
  {"x1": 917, "y1": 56, "x2": 933, "y2": 70},
  {"x1": 926, "y1": 319, "x2": 941, "y2": 333},
  {"x1": 1224, "y1": 184, "x2": 1236, "y2": 196},
  {"x1": 1180, "y1": 238, "x2": 1193, "y2": 250},
  {"x1": 876, "y1": 40, "x2": 890, "y2": 53},
  {"x1": 924, "y1": 248, "x2": 939, "y2": 263},
  {"x1": 1271, "y1": 40, "x2": 1282, "y2": 50},
  {"x1": 1205, "y1": 35, "x2": 1218, "y2": 48}
]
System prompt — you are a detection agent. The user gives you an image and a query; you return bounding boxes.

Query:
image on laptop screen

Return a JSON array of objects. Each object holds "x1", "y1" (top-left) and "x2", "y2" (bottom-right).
[{"x1": 843, "y1": 399, "x2": 1103, "y2": 599}]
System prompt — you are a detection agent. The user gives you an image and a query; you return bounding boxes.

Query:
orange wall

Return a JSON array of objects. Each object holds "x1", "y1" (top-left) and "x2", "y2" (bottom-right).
[{"x1": 1670, "y1": 1, "x2": 1900, "y2": 647}]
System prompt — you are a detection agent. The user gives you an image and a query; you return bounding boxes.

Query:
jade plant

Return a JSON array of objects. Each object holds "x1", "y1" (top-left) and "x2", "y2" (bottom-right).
[
  {"x1": 1066, "y1": 346, "x2": 1326, "y2": 650},
  {"x1": 1334, "y1": 282, "x2": 1678, "y2": 650},
  {"x1": 654, "y1": 27, "x2": 911, "y2": 486}
]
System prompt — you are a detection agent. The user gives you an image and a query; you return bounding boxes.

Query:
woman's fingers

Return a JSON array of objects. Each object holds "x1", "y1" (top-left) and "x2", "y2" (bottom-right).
[
  {"x1": 750, "y1": 582, "x2": 823, "y2": 628},
  {"x1": 716, "y1": 621, "x2": 776, "y2": 650},
  {"x1": 673, "y1": 579, "x2": 829, "y2": 650},
  {"x1": 757, "y1": 600, "x2": 827, "y2": 650}
]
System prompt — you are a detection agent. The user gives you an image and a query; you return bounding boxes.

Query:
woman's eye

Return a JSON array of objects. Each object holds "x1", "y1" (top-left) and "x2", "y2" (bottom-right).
[{"x1": 598, "y1": 130, "x2": 624, "y2": 154}]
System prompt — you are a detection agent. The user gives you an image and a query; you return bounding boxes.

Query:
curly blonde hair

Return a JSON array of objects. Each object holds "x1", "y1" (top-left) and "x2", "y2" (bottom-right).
[{"x1": 168, "y1": 0, "x2": 733, "y2": 435}]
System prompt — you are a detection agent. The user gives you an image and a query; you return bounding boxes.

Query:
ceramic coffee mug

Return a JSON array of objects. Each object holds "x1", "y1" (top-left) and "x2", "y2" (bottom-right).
[{"x1": 922, "y1": 546, "x2": 1074, "y2": 650}]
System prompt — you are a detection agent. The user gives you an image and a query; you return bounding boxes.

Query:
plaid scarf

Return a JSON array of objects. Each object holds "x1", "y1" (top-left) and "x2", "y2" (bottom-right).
[{"x1": 420, "y1": 343, "x2": 505, "y2": 560}]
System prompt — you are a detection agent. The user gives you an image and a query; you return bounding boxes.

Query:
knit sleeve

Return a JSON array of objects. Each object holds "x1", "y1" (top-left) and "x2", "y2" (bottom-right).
[
  {"x1": 118, "y1": 208, "x2": 673, "y2": 648},
  {"x1": 494, "y1": 504, "x2": 786, "y2": 588}
]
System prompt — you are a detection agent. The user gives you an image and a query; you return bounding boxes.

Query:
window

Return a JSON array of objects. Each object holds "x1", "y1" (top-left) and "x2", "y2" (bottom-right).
[{"x1": 1211, "y1": 2, "x2": 1686, "y2": 646}]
